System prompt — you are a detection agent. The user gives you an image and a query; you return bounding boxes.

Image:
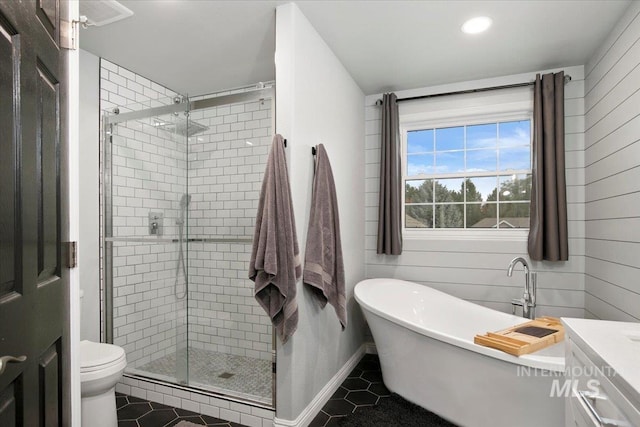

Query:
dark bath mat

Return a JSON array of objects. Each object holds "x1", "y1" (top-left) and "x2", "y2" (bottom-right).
[{"x1": 338, "y1": 393, "x2": 458, "y2": 427}]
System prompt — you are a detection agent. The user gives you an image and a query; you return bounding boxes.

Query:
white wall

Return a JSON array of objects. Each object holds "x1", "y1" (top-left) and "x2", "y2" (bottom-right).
[
  {"x1": 584, "y1": 1, "x2": 640, "y2": 321},
  {"x1": 275, "y1": 3, "x2": 366, "y2": 422},
  {"x1": 364, "y1": 65, "x2": 586, "y2": 319},
  {"x1": 79, "y1": 49, "x2": 101, "y2": 341}
]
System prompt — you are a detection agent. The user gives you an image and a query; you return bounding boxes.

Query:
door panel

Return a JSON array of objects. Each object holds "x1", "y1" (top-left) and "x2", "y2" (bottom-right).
[
  {"x1": 0, "y1": 1, "x2": 69, "y2": 426},
  {"x1": 0, "y1": 10, "x2": 19, "y2": 299},
  {"x1": 36, "y1": 62, "x2": 60, "y2": 282},
  {"x1": 39, "y1": 341, "x2": 61, "y2": 427},
  {"x1": 35, "y1": 0, "x2": 58, "y2": 43},
  {"x1": 0, "y1": 380, "x2": 20, "y2": 427}
]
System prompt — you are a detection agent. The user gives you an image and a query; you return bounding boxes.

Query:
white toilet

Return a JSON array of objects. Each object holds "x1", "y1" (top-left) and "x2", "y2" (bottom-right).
[
  {"x1": 80, "y1": 340, "x2": 127, "y2": 426},
  {"x1": 79, "y1": 291, "x2": 127, "y2": 427}
]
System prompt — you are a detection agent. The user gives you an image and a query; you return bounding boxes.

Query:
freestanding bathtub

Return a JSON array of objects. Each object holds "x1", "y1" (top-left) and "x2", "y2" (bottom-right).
[{"x1": 355, "y1": 278, "x2": 565, "y2": 427}]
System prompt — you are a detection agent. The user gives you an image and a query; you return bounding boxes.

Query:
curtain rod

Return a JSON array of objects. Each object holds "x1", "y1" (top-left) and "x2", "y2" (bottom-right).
[{"x1": 375, "y1": 74, "x2": 572, "y2": 106}]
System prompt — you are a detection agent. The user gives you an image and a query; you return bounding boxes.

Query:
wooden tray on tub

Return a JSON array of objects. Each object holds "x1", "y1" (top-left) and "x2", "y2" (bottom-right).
[{"x1": 474, "y1": 317, "x2": 564, "y2": 356}]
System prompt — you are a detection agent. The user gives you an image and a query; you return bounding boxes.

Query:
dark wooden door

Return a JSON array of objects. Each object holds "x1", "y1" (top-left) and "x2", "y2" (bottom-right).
[{"x1": 0, "y1": 0, "x2": 69, "y2": 426}]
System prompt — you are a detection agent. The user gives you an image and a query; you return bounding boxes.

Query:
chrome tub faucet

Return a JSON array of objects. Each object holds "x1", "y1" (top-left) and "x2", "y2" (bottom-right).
[{"x1": 507, "y1": 257, "x2": 537, "y2": 319}]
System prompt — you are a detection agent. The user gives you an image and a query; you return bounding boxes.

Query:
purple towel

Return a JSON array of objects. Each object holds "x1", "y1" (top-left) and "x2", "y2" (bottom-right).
[
  {"x1": 303, "y1": 144, "x2": 347, "y2": 329},
  {"x1": 249, "y1": 135, "x2": 301, "y2": 343}
]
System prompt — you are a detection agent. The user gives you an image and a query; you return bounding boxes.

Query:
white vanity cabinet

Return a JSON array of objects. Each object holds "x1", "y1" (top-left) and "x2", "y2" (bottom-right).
[{"x1": 563, "y1": 318, "x2": 640, "y2": 427}]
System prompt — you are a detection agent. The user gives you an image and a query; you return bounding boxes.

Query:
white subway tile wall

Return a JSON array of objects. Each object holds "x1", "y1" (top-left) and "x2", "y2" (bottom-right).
[
  {"x1": 111, "y1": 241, "x2": 188, "y2": 368},
  {"x1": 100, "y1": 58, "x2": 274, "y2": 392},
  {"x1": 186, "y1": 95, "x2": 273, "y2": 361},
  {"x1": 101, "y1": 58, "x2": 187, "y2": 368}
]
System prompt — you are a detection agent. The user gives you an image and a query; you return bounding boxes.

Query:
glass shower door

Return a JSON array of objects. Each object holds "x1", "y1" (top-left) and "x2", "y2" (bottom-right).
[
  {"x1": 104, "y1": 100, "x2": 189, "y2": 386},
  {"x1": 103, "y1": 86, "x2": 276, "y2": 406}
]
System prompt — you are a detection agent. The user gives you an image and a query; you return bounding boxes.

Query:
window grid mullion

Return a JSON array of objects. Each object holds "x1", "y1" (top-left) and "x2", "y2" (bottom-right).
[
  {"x1": 497, "y1": 123, "x2": 501, "y2": 227},
  {"x1": 406, "y1": 169, "x2": 531, "y2": 181},
  {"x1": 432, "y1": 128, "x2": 436, "y2": 229},
  {"x1": 403, "y1": 118, "x2": 531, "y2": 231},
  {"x1": 432, "y1": 127, "x2": 436, "y2": 198},
  {"x1": 463, "y1": 125, "x2": 467, "y2": 228}
]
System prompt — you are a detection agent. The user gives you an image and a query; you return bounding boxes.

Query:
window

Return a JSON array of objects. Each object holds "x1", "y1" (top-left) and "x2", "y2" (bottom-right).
[{"x1": 403, "y1": 117, "x2": 532, "y2": 231}]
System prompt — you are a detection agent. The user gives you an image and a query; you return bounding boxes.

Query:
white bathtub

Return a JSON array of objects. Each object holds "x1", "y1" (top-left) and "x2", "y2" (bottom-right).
[{"x1": 355, "y1": 278, "x2": 565, "y2": 427}]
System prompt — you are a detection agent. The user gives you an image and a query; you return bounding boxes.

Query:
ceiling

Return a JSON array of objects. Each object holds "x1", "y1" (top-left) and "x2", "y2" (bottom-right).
[{"x1": 79, "y1": 0, "x2": 632, "y2": 96}]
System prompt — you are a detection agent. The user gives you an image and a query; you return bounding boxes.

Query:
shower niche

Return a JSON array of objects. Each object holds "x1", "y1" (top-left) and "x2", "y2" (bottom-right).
[{"x1": 102, "y1": 82, "x2": 275, "y2": 406}]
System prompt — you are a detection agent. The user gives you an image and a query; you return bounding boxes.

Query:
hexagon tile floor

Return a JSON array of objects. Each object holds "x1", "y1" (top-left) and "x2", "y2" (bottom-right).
[
  {"x1": 116, "y1": 394, "x2": 246, "y2": 427},
  {"x1": 309, "y1": 353, "x2": 391, "y2": 427},
  {"x1": 117, "y1": 353, "x2": 388, "y2": 427}
]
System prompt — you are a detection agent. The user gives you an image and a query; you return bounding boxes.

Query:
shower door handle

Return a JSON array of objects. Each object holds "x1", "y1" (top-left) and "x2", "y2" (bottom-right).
[{"x1": 0, "y1": 355, "x2": 27, "y2": 375}]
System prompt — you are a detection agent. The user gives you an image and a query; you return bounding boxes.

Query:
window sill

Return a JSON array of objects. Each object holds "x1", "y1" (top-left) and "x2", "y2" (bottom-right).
[{"x1": 403, "y1": 228, "x2": 529, "y2": 241}]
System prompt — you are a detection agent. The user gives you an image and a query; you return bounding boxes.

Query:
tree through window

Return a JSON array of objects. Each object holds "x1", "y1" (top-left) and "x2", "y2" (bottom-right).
[{"x1": 403, "y1": 119, "x2": 531, "y2": 229}]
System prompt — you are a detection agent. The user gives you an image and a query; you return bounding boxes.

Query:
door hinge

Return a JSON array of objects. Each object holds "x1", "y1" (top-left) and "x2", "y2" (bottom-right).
[
  {"x1": 61, "y1": 17, "x2": 88, "y2": 50},
  {"x1": 65, "y1": 241, "x2": 78, "y2": 268}
]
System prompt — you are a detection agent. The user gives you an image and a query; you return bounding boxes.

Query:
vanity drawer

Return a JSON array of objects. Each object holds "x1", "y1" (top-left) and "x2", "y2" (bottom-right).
[{"x1": 566, "y1": 339, "x2": 640, "y2": 427}]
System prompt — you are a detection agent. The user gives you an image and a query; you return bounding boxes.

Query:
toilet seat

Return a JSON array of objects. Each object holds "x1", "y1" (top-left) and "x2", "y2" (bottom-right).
[
  {"x1": 80, "y1": 340, "x2": 126, "y2": 373},
  {"x1": 79, "y1": 340, "x2": 127, "y2": 427}
]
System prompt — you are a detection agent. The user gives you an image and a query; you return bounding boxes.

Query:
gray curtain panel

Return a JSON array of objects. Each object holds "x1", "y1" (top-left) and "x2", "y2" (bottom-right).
[
  {"x1": 528, "y1": 72, "x2": 569, "y2": 261},
  {"x1": 377, "y1": 93, "x2": 403, "y2": 255}
]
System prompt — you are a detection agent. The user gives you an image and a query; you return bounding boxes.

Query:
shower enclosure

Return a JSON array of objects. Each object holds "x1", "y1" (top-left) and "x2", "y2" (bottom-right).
[{"x1": 102, "y1": 85, "x2": 275, "y2": 406}]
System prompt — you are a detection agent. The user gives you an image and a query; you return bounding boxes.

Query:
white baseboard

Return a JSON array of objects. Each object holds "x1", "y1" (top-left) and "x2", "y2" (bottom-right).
[
  {"x1": 364, "y1": 342, "x2": 377, "y2": 354},
  {"x1": 273, "y1": 344, "x2": 368, "y2": 427}
]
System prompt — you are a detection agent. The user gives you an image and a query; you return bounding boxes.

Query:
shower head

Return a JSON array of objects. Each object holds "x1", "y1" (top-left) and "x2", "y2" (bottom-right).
[
  {"x1": 179, "y1": 194, "x2": 191, "y2": 209},
  {"x1": 153, "y1": 117, "x2": 209, "y2": 137}
]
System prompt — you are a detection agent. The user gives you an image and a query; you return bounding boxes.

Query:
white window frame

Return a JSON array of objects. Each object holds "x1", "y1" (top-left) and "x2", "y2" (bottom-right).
[{"x1": 400, "y1": 93, "x2": 533, "y2": 241}]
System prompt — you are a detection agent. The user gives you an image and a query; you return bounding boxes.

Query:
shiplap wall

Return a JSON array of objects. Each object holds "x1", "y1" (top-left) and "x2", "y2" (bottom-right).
[
  {"x1": 584, "y1": 2, "x2": 640, "y2": 321},
  {"x1": 364, "y1": 65, "x2": 586, "y2": 318}
]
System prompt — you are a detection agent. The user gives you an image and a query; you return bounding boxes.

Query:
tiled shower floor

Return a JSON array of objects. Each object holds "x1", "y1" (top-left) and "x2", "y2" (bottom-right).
[{"x1": 136, "y1": 348, "x2": 272, "y2": 404}]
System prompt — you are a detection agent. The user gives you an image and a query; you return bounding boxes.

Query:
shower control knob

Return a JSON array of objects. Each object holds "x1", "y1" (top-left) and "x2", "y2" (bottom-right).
[{"x1": 148, "y1": 212, "x2": 164, "y2": 236}]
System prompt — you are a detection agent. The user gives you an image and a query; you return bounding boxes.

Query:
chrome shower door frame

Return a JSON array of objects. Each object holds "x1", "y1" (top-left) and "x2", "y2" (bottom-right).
[
  {"x1": 102, "y1": 98, "x2": 191, "y2": 386},
  {"x1": 101, "y1": 85, "x2": 277, "y2": 408}
]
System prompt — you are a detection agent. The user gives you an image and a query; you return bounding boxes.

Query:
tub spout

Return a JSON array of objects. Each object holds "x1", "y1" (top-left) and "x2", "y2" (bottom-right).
[{"x1": 507, "y1": 257, "x2": 536, "y2": 319}]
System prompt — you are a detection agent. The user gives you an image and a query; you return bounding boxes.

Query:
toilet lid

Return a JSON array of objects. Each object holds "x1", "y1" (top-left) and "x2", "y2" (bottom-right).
[{"x1": 80, "y1": 340, "x2": 125, "y2": 370}]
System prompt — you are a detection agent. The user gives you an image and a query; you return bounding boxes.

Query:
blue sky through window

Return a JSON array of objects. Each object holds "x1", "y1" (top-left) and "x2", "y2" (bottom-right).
[
  {"x1": 436, "y1": 127, "x2": 464, "y2": 151},
  {"x1": 406, "y1": 119, "x2": 531, "y2": 203},
  {"x1": 467, "y1": 123, "x2": 497, "y2": 149},
  {"x1": 499, "y1": 120, "x2": 530, "y2": 146},
  {"x1": 407, "y1": 129, "x2": 433, "y2": 153},
  {"x1": 499, "y1": 146, "x2": 530, "y2": 170},
  {"x1": 467, "y1": 149, "x2": 497, "y2": 171},
  {"x1": 468, "y1": 176, "x2": 498, "y2": 202}
]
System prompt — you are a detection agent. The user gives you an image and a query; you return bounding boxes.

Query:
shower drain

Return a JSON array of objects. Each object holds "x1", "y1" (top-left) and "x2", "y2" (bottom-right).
[{"x1": 218, "y1": 372, "x2": 235, "y2": 379}]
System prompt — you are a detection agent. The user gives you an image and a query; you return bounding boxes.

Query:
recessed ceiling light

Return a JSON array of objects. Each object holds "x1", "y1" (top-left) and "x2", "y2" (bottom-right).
[{"x1": 461, "y1": 16, "x2": 492, "y2": 34}]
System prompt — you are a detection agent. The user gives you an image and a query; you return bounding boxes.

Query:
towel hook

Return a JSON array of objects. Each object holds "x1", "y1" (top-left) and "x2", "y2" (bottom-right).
[
  {"x1": 283, "y1": 138, "x2": 287, "y2": 147},
  {"x1": 311, "y1": 146, "x2": 317, "y2": 156}
]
